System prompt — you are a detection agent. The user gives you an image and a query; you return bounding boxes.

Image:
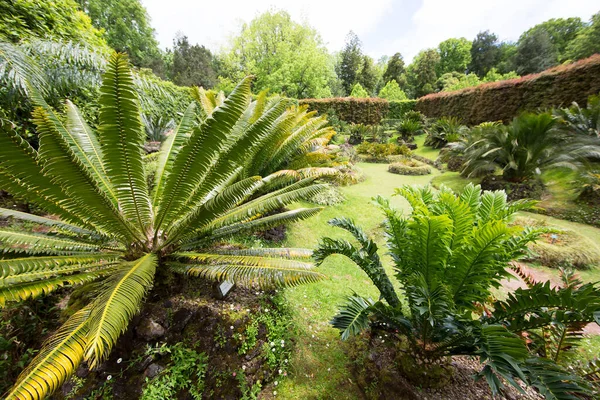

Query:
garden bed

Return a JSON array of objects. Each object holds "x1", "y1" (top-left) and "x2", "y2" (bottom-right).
[{"x1": 388, "y1": 158, "x2": 431, "y2": 175}]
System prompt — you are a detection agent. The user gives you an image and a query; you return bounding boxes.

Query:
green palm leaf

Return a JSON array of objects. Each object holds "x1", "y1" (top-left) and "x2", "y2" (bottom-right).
[
  {"x1": 0, "y1": 230, "x2": 108, "y2": 255},
  {"x1": 331, "y1": 294, "x2": 376, "y2": 340},
  {"x1": 4, "y1": 306, "x2": 91, "y2": 400},
  {"x1": 0, "y1": 207, "x2": 96, "y2": 236},
  {"x1": 84, "y1": 253, "x2": 157, "y2": 367},
  {"x1": 98, "y1": 53, "x2": 152, "y2": 232},
  {"x1": 0, "y1": 254, "x2": 117, "y2": 278}
]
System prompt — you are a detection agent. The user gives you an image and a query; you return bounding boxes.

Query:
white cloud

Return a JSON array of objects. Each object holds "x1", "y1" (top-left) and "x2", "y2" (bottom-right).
[
  {"x1": 142, "y1": 0, "x2": 393, "y2": 52},
  {"x1": 380, "y1": 0, "x2": 598, "y2": 62}
]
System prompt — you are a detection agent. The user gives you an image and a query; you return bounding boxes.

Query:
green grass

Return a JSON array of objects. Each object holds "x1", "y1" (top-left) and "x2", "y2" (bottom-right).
[
  {"x1": 412, "y1": 134, "x2": 439, "y2": 160},
  {"x1": 277, "y1": 159, "x2": 600, "y2": 399}
]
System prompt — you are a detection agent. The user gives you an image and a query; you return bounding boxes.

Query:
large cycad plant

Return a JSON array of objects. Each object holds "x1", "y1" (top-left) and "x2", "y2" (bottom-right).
[
  {"x1": 315, "y1": 184, "x2": 600, "y2": 398},
  {"x1": 193, "y1": 87, "x2": 337, "y2": 181},
  {"x1": 0, "y1": 54, "x2": 326, "y2": 400},
  {"x1": 461, "y1": 112, "x2": 600, "y2": 182}
]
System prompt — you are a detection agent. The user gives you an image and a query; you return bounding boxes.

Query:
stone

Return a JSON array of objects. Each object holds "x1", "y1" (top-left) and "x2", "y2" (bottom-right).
[
  {"x1": 170, "y1": 308, "x2": 194, "y2": 333},
  {"x1": 136, "y1": 318, "x2": 166, "y2": 341},
  {"x1": 144, "y1": 363, "x2": 164, "y2": 379}
]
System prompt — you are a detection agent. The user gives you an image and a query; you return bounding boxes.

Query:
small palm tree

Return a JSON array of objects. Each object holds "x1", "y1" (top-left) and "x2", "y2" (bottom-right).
[
  {"x1": 462, "y1": 112, "x2": 600, "y2": 182},
  {"x1": 554, "y1": 94, "x2": 600, "y2": 138},
  {"x1": 315, "y1": 184, "x2": 600, "y2": 398},
  {"x1": 424, "y1": 116, "x2": 468, "y2": 149},
  {"x1": 194, "y1": 88, "x2": 337, "y2": 181},
  {"x1": 0, "y1": 54, "x2": 326, "y2": 400}
]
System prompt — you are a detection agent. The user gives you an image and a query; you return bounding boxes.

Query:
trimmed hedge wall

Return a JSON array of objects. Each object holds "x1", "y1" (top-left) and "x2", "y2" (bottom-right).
[
  {"x1": 387, "y1": 100, "x2": 417, "y2": 119},
  {"x1": 299, "y1": 97, "x2": 389, "y2": 125},
  {"x1": 416, "y1": 54, "x2": 600, "y2": 125}
]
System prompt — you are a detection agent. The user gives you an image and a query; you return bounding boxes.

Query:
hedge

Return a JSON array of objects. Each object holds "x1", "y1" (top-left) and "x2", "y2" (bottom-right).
[
  {"x1": 387, "y1": 100, "x2": 417, "y2": 119},
  {"x1": 299, "y1": 97, "x2": 389, "y2": 125},
  {"x1": 415, "y1": 54, "x2": 600, "y2": 125}
]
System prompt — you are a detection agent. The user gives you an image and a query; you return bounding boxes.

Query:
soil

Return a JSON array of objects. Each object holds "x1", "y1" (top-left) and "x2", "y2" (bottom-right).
[
  {"x1": 480, "y1": 176, "x2": 544, "y2": 201},
  {"x1": 347, "y1": 332, "x2": 542, "y2": 400},
  {"x1": 44, "y1": 274, "x2": 287, "y2": 399}
]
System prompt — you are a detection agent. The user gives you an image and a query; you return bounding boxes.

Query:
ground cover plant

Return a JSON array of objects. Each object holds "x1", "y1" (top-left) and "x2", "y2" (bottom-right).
[
  {"x1": 0, "y1": 53, "x2": 329, "y2": 400},
  {"x1": 388, "y1": 158, "x2": 431, "y2": 175},
  {"x1": 314, "y1": 184, "x2": 600, "y2": 399}
]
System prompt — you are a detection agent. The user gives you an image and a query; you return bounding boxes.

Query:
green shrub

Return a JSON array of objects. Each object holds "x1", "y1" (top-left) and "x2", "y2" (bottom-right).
[
  {"x1": 315, "y1": 185, "x2": 600, "y2": 398},
  {"x1": 350, "y1": 83, "x2": 369, "y2": 98},
  {"x1": 299, "y1": 97, "x2": 389, "y2": 125},
  {"x1": 424, "y1": 116, "x2": 468, "y2": 149},
  {"x1": 388, "y1": 158, "x2": 431, "y2": 175},
  {"x1": 378, "y1": 80, "x2": 407, "y2": 101},
  {"x1": 386, "y1": 100, "x2": 416, "y2": 119},
  {"x1": 308, "y1": 185, "x2": 346, "y2": 205},
  {"x1": 416, "y1": 54, "x2": 600, "y2": 125},
  {"x1": 355, "y1": 142, "x2": 411, "y2": 162}
]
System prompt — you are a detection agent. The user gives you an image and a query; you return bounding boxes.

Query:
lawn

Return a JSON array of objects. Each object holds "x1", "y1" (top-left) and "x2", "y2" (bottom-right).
[{"x1": 277, "y1": 160, "x2": 600, "y2": 399}]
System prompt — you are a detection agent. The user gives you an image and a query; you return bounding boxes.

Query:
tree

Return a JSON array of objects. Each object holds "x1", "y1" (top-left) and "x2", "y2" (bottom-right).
[
  {"x1": 515, "y1": 29, "x2": 558, "y2": 75},
  {"x1": 377, "y1": 80, "x2": 407, "y2": 101},
  {"x1": 461, "y1": 112, "x2": 600, "y2": 182},
  {"x1": 76, "y1": 0, "x2": 163, "y2": 71},
  {"x1": 357, "y1": 55, "x2": 378, "y2": 94},
  {"x1": 437, "y1": 37, "x2": 472, "y2": 74},
  {"x1": 523, "y1": 17, "x2": 584, "y2": 62},
  {"x1": 1, "y1": 55, "x2": 326, "y2": 400},
  {"x1": 337, "y1": 31, "x2": 364, "y2": 95},
  {"x1": 566, "y1": 12, "x2": 600, "y2": 60},
  {"x1": 349, "y1": 83, "x2": 369, "y2": 98},
  {"x1": 0, "y1": 0, "x2": 106, "y2": 48},
  {"x1": 171, "y1": 34, "x2": 217, "y2": 88},
  {"x1": 469, "y1": 31, "x2": 501, "y2": 77},
  {"x1": 495, "y1": 41, "x2": 518, "y2": 73},
  {"x1": 315, "y1": 185, "x2": 598, "y2": 398},
  {"x1": 219, "y1": 10, "x2": 335, "y2": 98},
  {"x1": 382, "y1": 52, "x2": 405, "y2": 85},
  {"x1": 406, "y1": 49, "x2": 440, "y2": 98}
]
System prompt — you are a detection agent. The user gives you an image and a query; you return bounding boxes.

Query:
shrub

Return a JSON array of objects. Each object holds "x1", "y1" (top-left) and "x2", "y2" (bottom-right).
[
  {"x1": 416, "y1": 54, "x2": 600, "y2": 125},
  {"x1": 387, "y1": 159, "x2": 431, "y2": 175},
  {"x1": 424, "y1": 116, "x2": 468, "y2": 149},
  {"x1": 0, "y1": 55, "x2": 326, "y2": 400},
  {"x1": 308, "y1": 185, "x2": 346, "y2": 205},
  {"x1": 355, "y1": 142, "x2": 411, "y2": 162},
  {"x1": 350, "y1": 83, "x2": 369, "y2": 98},
  {"x1": 554, "y1": 93, "x2": 600, "y2": 137},
  {"x1": 299, "y1": 97, "x2": 389, "y2": 125},
  {"x1": 461, "y1": 112, "x2": 600, "y2": 183},
  {"x1": 315, "y1": 185, "x2": 600, "y2": 398},
  {"x1": 395, "y1": 119, "x2": 423, "y2": 142},
  {"x1": 386, "y1": 100, "x2": 416, "y2": 119},
  {"x1": 378, "y1": 80, "x2": 407, "y2": 101}
]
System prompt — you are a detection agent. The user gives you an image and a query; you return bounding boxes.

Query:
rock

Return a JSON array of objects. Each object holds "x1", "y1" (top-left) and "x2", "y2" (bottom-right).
[
  {"x1": 136, "y1": 318, "x2": 166, "y2": 341},
  {"x1": 138, "y1": 354, "x2": 156, "y2": 372},
  {"x1": 144, "y1": 363, "x2": 164, "y2": 379},
  {"x1": 170, "y1": 308, "x2": 194, "y2": 333}
]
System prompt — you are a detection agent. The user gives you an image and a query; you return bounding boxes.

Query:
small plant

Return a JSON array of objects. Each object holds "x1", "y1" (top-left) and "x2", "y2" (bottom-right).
[
  {"x1": 141, "y1": 114, "x2": 175, "y2": 142},
  {"x1": 308, "y1": 185, "x2": 346, "y2": 205},
  {"x1": 140, "y1": 343, "x2": 208, "y2": 400},
  {"x1": 554, "y1": 93, "x2": 600, "y2": 138},
  {"x1": 355, "y1": 142, "x2": 411, "y2": 162},
  {"x1": 388, "y1": 158, "x2": 431, "y2": 175},
  {"x1": 395, "y1": 119, "x2": 423, "y2": 142},
  {"x1": 424, "y1": 116, "x2": 467, "y2": 149},
  {"x1": 315, "y1": 184, "x2": 600, "y2": 399}
]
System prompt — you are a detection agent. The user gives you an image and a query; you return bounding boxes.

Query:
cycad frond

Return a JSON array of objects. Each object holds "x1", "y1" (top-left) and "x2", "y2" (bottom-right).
[
  {"x1": 5, "y1": 306, "x2": 91, "y2": 400},
  {"x1": 151, "y1": 101, "x2": 197, "y2": 207},
  {"x1": 0, "y1": 268, "x2": 114, "y2": 306},
  {"x1": 0, "y1": 254, "x2": 115, "y2": 278},
  {"x1": 210, "y1": 247, "x2": 313, "y2": 259},
  {"x1": 523, "y1": 357, "x2": 592, "y2": 400},
  {"x1": 98, "y1": 53, "x2": 152, "y2": 232},
  {"x1": 0, "y1": 230, "x2": 108, "y2": 255},
  {"x1": 35, "y1": 107, "x2": 137, "y2": 242},
  {"x1": 0, "y1": 207, "x2": 95, "y2": 236},
  {"x1": 169, "y1": 258, "x2": 324, "y2": 289},
  {"x1": 332, "y1": 294, "x2": 376, "y2": 340},
  {"x1": 85, "y1": 253, "x2": 157, "y2": 368},
  {"x1": 155, "y1": 77, "x2": 251, "y2": 231}
]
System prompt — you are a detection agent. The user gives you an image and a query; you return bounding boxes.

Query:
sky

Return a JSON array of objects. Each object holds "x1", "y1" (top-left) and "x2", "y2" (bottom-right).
[{"x1": 142, "y1": 0, "x2": 599, "y2": 62}]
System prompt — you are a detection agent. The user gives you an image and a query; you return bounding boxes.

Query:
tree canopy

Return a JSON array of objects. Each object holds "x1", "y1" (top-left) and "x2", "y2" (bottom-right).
[
  {"x1": 170, "y1": 34, "x2": 216, "y2": 88},
  {"x1": 437, "y1": 37, "x2": 472, "y2": 75},
  {"x1": 219, "y1": 10, "x2": 335, "y2": 98},
  {"x1": 469, "y1": 31, "x2": 501, "y2": 77}
]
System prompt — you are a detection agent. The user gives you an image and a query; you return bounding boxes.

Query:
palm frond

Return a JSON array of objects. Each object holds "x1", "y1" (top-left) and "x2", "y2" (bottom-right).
[
  {"x1": 0, "y1": 254, "x2": 117, "y2": 278},
  {"x1": 169, "y1": 257, "x2": 324, "y2": 289},
  {"x1": 0, "y1": 207, "x2": 95, "y2": 236},
  {"x1": 332, "y1": 294, "x2": 376, "y2": 340},
  {"x1": 209, "y1": 247, "x2": 313, "y2": 259},
  {"x1": 155, "y1": 77, "x2": 251, "y2": 231},
  {"x1": 98, "y1": 53, "x2": 152, "y2": 232},
  {"x1": 523, "y1": 357, "x2": 592, "y2": 400},
  {"x1": 0, "y1": 230, "x2": 108, "y2": 255},
  {"x1": 151, "y1": 101, "x2": 197, "y2": 207},
  {"x1": 0, "y1": 268, "x2": 113, "y2": 306},
  {"x1": 5, "y1": 306, "x2": 91, "y2": 400},
  {"x1": 85, "y1": 253, "x2": 157, "y2": 368}
]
